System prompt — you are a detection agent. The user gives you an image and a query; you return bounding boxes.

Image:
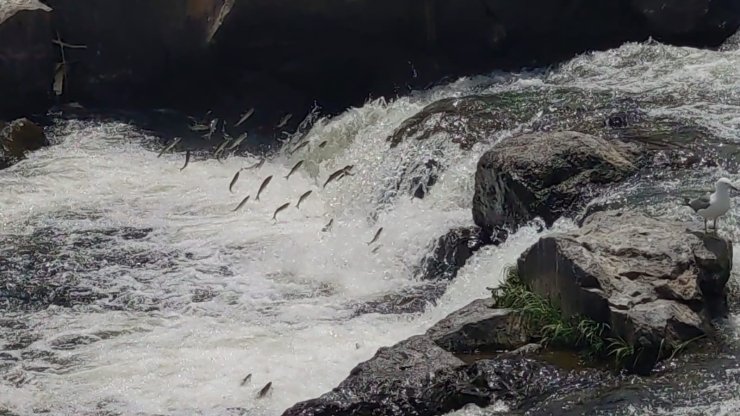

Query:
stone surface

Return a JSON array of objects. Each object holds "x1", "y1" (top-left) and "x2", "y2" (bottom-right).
[
  {"x1": 0, "y1": 119, "x2": 49, "y2": 169},
  {"x1": 0, "y1": 1, "x2": 53, "y2": 118},
  {"x1": 472, "y1": 131, "x2": 640, "y2": 239},
  {"x1": 418, "y1": 226, "x2": 488, "y2": 281},
  {"x1": 426, "y1": 298, "x2": 528, "y2": 353},
  {"x1": 281, "y1": 332, "x2": 610, "y2": 416},
  {"x1": 39, "y1": 0, "x2": 232, "y2": 109},
  {"x1": 517, "y1": 210, "x2": 732, "y2": 373}
]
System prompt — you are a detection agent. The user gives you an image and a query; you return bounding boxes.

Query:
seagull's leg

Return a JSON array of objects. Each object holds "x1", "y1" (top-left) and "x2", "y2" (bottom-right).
[
  {"x1": 714, "y1": 218, "x2": 718, "y2": 232},
  {"x1": 704, "y1": 218, "x2": 708, "y2": 233}
]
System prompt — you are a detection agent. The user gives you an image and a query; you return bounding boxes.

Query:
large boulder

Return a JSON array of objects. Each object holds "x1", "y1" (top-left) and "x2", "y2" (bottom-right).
[
  {"x1": 0, "y1": 1, "x2": 53, "y2": 118},
  {"x1": 517, "y1": 210, "x2": 732, "y2": 374},
  {"x1": 0, "y1": 119, "x2": 49, "y2": 169},
  {"x1": 472, "y1": 131, "x2": 641, "y2": 239},
  {"x1": 283, "y1": 312, "x2": 608, "y2": 416},
  {"x1": 426, "y1": 298, "x2": 528, "y2": 354}
]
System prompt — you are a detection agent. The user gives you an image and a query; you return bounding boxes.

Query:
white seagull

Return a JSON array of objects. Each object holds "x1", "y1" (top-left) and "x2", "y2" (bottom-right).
[{"x1": 684, "y1": 177, "x2": 738, "y2": 233}]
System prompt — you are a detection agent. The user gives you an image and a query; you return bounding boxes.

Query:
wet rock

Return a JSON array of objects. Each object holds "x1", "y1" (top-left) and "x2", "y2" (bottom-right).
[
  {"x1": 409, "y1": 159, "x2": 441, "y2": 199},
  {"x1": 282, "y1": 335, "x2": 465, "y2": 416},
  {"x1": 630, "y1": 0, "x2": 740, "y2": 41},
  {"x1": 517, "y1": 210, "x2": 732, "y2": 374},
  {"x1": 426, "y1": 298, "x2": 528, "y2": 354},
  {"x1": 41, "y1": 0, "x2": 233, "y2": 107},
  {"x1": 418, "y1": 227, "x2": 488, "y2": 281},
  {"x1": 0, "y1": 118, "x2": 49, "y2": 169},
  {"x1": 388, "y1": 95, "x2": 532, "y2": 149},
  {"x1": 352, "y1": 282, "x2": 447, "y2": 316},
  {"x1": 0, "y1": 1, "x2": 53, "y2": 118},
  {"x1": 472, "y1": 131, "x2": 641, "y2": 239},
  {"x1": 283, "y1": 341, "x2": 611, "y2": 416}
]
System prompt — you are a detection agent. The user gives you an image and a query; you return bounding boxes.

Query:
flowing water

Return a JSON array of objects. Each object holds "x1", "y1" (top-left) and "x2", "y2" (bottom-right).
[{"x1": 1, "y1": 35, "x2": 739, "y2": 415}]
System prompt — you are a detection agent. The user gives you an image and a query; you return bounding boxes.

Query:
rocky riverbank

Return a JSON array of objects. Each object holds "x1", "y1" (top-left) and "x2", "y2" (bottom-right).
[
  {"x1": 1, "y1": 0, "x2": 739, "y2": 126},
  {"x1": 284, "y1": 117, "x2": 735, "y2": 415}
]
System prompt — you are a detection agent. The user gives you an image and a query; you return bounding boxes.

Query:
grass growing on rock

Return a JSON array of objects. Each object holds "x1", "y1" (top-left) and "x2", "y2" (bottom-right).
[{"x1": 491, "y1": 265, "x2": 609, "y2": 359}]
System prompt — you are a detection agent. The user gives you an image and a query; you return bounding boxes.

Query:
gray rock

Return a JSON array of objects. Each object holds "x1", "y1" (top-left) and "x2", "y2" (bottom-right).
[
  {"x1": 0, "y1": 118, "x2": 49, "y2": 169},
  {"x1": 0, "y1": 1, "x2": 53, "y2": 117},
  {"x1": 472, "y1": 131, "x2": 640, "y2": 239},
  {"x1": 281, "y1": 335, "x2": 465, "y2": 416},
  {"x1": 427, "y1": 298, "x2": 528, "y2": 354},
  {"x1": 417, "y1": 226, "x2": 488, "y2": 281},
  {"x1": 517, "y1": 210, "x2": 732, "y2": 374}
]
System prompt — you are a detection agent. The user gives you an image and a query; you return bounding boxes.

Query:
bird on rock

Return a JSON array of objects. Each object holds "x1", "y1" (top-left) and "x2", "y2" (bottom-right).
[{"x1": 684, "y1": 177, "x2": 738, "y2": 233}]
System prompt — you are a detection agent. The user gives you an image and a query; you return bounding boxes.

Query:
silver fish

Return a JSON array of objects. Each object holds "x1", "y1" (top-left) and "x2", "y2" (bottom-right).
[
  {"x1": 289, "y1": 141, "x2": 309, "y2": 155},
  {"x1": 272, "y1": 202, "x2": 291, "y2": 221},
  {"x1": 255, "y1": 175, "x2": 273, "y2": 201},
  {"x1": 277, "y1": 113, "x2": 293, "y2": 128},
  {"x1": 232, "y1": 195, "x2": 250, "y2": 212},
  {"x1": 322, "y1": 165, "x2": 354, "y2": 189},
  {"x1": 318, "y1": 141, "x2": 328, "y2": 148},
  {"x1": 180, "y1": 150, "x2": 191, "y2": 171},
  {"x1": 189, "y1": 123, "x2": 209, "y2": 132},
  {"x1": 366, "y1": 227, "x2": 383, "y2": 245},
  {"x1": 296, "y1": 190, "x2": 313, "y2": 209},
  {"x1": 226, "y1": 132, "x2": 248, "y2": 151},
  {"x1": 214, "y1": 137, "x2": 232, "y2": 158},
  {"x1": 235, "y1": 108, "x2": 255, "y2": 127},
  {"x1": 229, "y1": 170, "x2": 241, "y2": 193},
  {"x1": 257, "y1": 381, "x2": 272, "y2": 398},
  {"x1": 245, "y1": 158, "x2": 265, "y2": 170},
  {"x1": 284, "y1": 160, "x2": 304, "y2": 180},
  {"x1": 240, "y1": 373, "x2": 252, "y2": 386},
  {"x1": 157, "y1": 137, "x2": 182, "y2": 158},
  {"x1": 204, "y1": 118, "x2": 219, "y2": 140},
  {"x1": 321, "y1": 218, "x2": 334, "y2": 232}
]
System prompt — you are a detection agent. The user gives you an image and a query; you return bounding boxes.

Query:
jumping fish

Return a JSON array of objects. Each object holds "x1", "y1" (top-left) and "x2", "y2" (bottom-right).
[
  {"x1": 318, "y1": 141, "x2": 328, "y2": 148},
  {"x1": 245, "y1": 158, "x2": 265, "y2": 170},
  {"x1": 322, "y1": 165, "x2": 354, "y2": 189},
  {"x1": 214, "y1": 137, "x2": 232, "y2": 159},
  {"x1": 284, "y1": 160, "x2": 304, "y2": 180},
  {"x1": 229, "y1": 170, "x2": 241, "y2": 193},
  {"x1": 157, "y1": 137, "x2": 182, "y2": 158},
  {"x1": 277, "y1": 113, "x2": 293, "y2": 128},
  {"x1": 257, "y1": 382, "x2": 272, "y2": 398},
  {"x1": 232, "y1": 195, "x2": 250, "y2": 212},
  {"x1": 240, "y1": 373, "x2": 252, "y2": 386},
  {"x1": 321, "y1": 218, "x2": 334, "y2": 232},
  {"x1": 180, "y1": 150, "x2": 191, "y2": 171},
  {"x1": 272, "y1": 202, "x2": 291, "y2": 221},
  {"x1": 296, "y1": 190, "x2": 313, "y2": 209},
  {"x1": 203, "y1": 118, "x2": 219, "y2": 140},
  {"x1": 255, "y1": 175, "x2": 273, "y2": 201},
  {"x1": 366, "y1": 227, "x2": 383, "y2": 245},
  {"x1": 226, "y1": 132, "x2": 248, "y2": 151},
  {"x1": 288, "y1": 141, "x2": 309, "y2": 155},
  {"x1": 235, "y1": 108, "x2": 255, "y2": 127}
]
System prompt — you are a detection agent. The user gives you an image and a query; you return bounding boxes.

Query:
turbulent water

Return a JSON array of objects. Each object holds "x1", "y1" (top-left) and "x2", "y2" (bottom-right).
[{"x1": 1, "y1": 35, "x2": 739, "y2": 415}]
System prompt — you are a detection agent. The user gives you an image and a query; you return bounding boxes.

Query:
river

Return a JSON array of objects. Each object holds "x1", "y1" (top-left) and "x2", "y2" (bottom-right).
[{"x1": 1, "y1": 34, "x2": 739, "y2": 415}]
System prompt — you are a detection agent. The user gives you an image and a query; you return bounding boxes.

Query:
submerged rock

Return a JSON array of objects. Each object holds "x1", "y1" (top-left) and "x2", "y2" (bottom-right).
[
  {"x1": 517, "y1": 210, "x2": 732, "y2": 374},
  {"x1": 426, "y1": 298, "x2": 528, "y2": 354},
  {"x1": 418, "y1": 226, "x2": 488, "y2": 281},
  {"x1": 0, "y1": 1, "x2": 53, "y2": 118},
  {"x1": 472, "y1": 131, "x2": 641, "y2": 239},
  {"x1": 0, "y1": 119, "x2": 49, "y2": 169}
]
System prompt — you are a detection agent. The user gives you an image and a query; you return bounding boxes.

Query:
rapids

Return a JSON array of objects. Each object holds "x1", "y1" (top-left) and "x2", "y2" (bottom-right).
[{"x1": 1, "y1": 34, "x2": 739, "y2": 415}]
